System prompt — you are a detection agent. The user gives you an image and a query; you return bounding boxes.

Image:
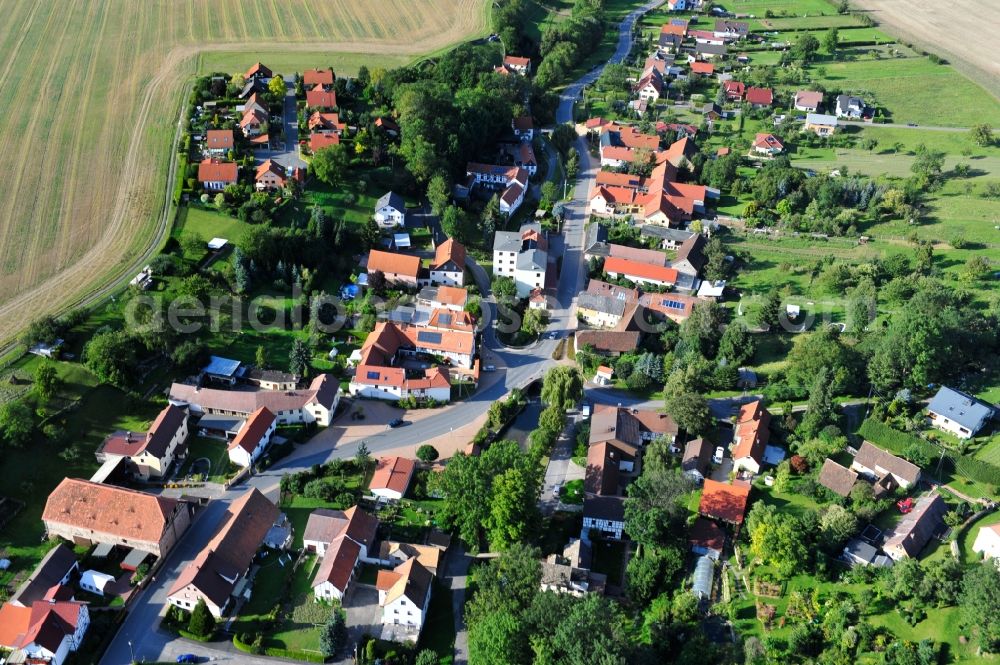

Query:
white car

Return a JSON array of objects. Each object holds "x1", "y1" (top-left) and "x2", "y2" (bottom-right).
[
  {"x1": 713, "y1": 446, "x2": 725, "y2": 464},
  {"x1": 552, "y1": 484, "x2": 562, "y2": 498}
]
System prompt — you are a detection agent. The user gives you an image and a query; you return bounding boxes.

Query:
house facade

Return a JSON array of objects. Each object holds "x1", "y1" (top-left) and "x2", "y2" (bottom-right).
[
  {"x1": 168, "y1": 374, "x2": 341, "y2": 427},
  {"x1": 95, "y1": 404, "x2": 188, "y2": 480},
  {"x1": 926, "y1": 386, "x2": 993, "y2": 439},
  {"x1": 972, "y1": 523, "x2": 1000, "y2": 560},
  {"x1": 226, "y1": 407, "x2": 277, "y2": 468},
  {"x1": 804, "y1": 113, "x2": 838, "y2": 136},
  {"x1": 851, "y1": 441, "x2": 922, "y2": 488},
  {"x1": 493, "y1": 223, "x2": 548, "y2": 298},
  {"x1": 429, "y1": 238, "x2": 466, "y2": 287},
  {"x1": 0, "y1": 600, "x2": 90, "y2": 665},
  {"x1": 376, "y1": 559, "x2": 434, "y2": 638},
  {"x1": 375, "y1": 192, "x2": 406, "y2": 228}
]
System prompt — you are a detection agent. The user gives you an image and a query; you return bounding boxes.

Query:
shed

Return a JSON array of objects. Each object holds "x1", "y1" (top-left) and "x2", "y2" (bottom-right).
[
  {"x1": 207, "y1": 237, "x2": 229, "y2": 250},
  {"x1": 120, "y1": 548, "x2": 148, "y2": 572},
  {"x1": 80, "y1": 569, "x2": 116, "y2": 596},
  {"x1": 92, "y1": 542, "x2": 115, "y2": 559},
  {"x1": 692, "y1": 555, "x2": 714, "y2": 600}
]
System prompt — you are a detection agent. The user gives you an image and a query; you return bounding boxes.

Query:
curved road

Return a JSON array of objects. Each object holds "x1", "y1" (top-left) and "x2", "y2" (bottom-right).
[{"x1": 100, "y1": 3, "x2": 664, "y2": 664}]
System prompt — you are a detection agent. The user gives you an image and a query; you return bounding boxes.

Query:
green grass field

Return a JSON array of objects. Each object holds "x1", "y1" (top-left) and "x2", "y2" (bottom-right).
[{"x1": 198, "y1": 51, "x2": 411, "y2": 77}]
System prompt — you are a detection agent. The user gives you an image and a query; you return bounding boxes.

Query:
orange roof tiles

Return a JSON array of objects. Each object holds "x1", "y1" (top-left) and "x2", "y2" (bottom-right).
[
  {"x1": 367, "y1": 250, "x2": 421, "y2": 279},
  {"x1": 43, "y1": 478, "x2": 178, "y2": 545},
  {"x1": 369, "y1": 456, "x2": 416, "y2": 496},
  {"x1": 303, "y1": 68, "x2": 334, "y2": 87},
  {"x1": 732, "y1": 400, "x2": 771, "y2": 464},
  {"x1": 604, "y1": 256, "x2": 679, "y2": 284},
  {"x1": 699, "y1": 480, "x2": 751, "y2": 524},
  {"x1": 227, "y1": 407, "x2": 275, "y2": 455},
  {"x1": 197, "y1": 158, "x2": 238, "y2": 183}
]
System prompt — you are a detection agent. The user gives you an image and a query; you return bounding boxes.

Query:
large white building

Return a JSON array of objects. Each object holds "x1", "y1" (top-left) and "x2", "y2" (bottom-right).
[
  {"x1": 926, "y1": 386, "x2": 993, "y2": 439},
  {"x1": 972, "y1": 523, "x2": 1000, "y2": 561},
  {"x1": 492, "y1": 223, "x2": 548, "y2": 298},
  {"x1": 466, "y1": 163, "x2": 530, "y2": 216},
  {"x1": 376, "y1": 559, "x2": 434, "y2": 641},
  {"x1": 226, "y1": 407, "x2": 277, "y2": 468},
  {"x1": 168, "y1": 374, "x2": 341, "y2": 427}
]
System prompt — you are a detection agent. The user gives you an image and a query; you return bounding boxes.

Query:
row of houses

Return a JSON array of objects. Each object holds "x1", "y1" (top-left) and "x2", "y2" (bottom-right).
[{"x1": 365, "y1": 237, "x2": 467, "y2": 289}]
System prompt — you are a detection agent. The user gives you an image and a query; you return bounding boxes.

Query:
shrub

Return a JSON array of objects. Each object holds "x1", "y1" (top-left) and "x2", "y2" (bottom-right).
[{"x1": 416, "y1": 444, "x2": 439, "y2": 463}]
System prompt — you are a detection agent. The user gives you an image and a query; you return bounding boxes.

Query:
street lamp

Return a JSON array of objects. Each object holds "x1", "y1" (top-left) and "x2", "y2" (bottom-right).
[{"x1": 128, "y1": 640, "x2": 134, "y2": 664}]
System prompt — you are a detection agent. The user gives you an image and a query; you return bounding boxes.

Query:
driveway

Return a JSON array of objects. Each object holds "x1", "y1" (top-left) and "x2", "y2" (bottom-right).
[
  {"x1": 540, "y1": 413, "x2": 586, "y2": 515},
  {"x1": 332, "y1": 585, "x2": 381, "y2": 664},
  {"x1": 252, "y1": 76, "x2": 306, "y2": 170}
]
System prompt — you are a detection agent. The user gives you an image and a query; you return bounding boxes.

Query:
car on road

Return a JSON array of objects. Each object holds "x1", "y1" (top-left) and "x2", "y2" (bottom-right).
[
  {"x1": 713, "y1": 446, "x2": 725, "y2": 464},
  {"x1": 547, "y1": 332, "x2": 559, "y2": 340},
  {"x1": 483, "y1": 364, "x2": 496, "y2": 372},
  {"x1": 386, "y1": 418, "x2": 407, "y2": 429},
  {"x1": 907, "y1": 123, "x2": 918, "y2": 127},
  {"x1": 176, "y1": 656, "x2": 198, "y2": 664},
  {"x1": 552, "y1": 483, "x2": 562, "y2": 498}
]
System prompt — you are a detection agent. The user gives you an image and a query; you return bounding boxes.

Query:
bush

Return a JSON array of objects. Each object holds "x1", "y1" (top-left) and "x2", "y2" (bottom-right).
[
  {"x1": 187, "y1": 599, "x2": 215, "y2": 638},
  {"x1": 416, "y1": 444, "x2": 439, "y2": 463}
]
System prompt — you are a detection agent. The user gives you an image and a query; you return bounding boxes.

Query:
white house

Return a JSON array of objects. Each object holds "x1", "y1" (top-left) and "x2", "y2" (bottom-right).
[
  {"x1": 429, "y1": 238, "x2": 466, "y2": 287},
  {"x1": 95, "y1": 404, "x2": 188, "y2": 480},
  {"x1": 0, "y1": 601, "x2": 90, "y2": 665},
  {"x1": 493, "y1": 223, "x2": 548, "y2": 298},
  {"x1": 226, "y1": 407, "x2": 277, "y2": 468},
  {"x1": 836, "y1": 94, "x2": 866, "y2": 119},
  {"x1": 467, "y1": 163, "x2": 530, "y2": 216},
  {"x1": 374, "y1": 192, "x2": 406, "y2": 228},
  {"x1": 972, "y1": 523, "x2": 1000, "y2": 561},
  {"x1": 369, "y1": 456, "x2": 416, "y2": 501},
  {"x1": 926, "y1": 386, "x2": 993, "y2": 439},
  {"x1": 376, "y1": 559, "x2": 434, "y2": 638},
  {"x1": 79, "y1": 570, "x2": 115, "y2": 597},
  {"x1": 308, "y1": 508, "x2": 379, "y2": 602}
]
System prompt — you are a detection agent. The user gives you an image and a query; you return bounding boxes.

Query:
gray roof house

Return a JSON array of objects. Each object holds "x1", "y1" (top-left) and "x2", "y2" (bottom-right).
[
  {"x1": 927, "y1": 386, "x2": 993, "y2": 439},
  {"x1": 641, "y1": 225, "x2": 695, "y2": 249},
  {"x1": 851, "y1": 441, "x2": 922, "y2": 488},
  {"x1": 836, "y1": 95, "x2": 866, "y2": 119},
  {"x1": 577, "y1": 292, "x2": 628, "y2": 319}
]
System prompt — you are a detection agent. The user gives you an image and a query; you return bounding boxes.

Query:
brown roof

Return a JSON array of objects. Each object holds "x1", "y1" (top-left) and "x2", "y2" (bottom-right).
[
  {"x1": 169, "y1": 374, "x2": 338, "y2": 416},
  {"x1": 432, "y1": 238, "x2": 466, "y2": 272},
  {"x1": 682, "y1": 438, "x2": 712, "y2": 475},
  {"x1": 369, "y1": 456, "x2": 416, "y2": 496},
  {"x1": 582, "y1": 495, "x2": 625, "y2": 522},
  {"x1": 367, "y1": 249, "x2": 420, "y2": 279},
  {"x1": 0, "y1": 600, "x2": 86, "y2": 653},
  {"x1": 43, "y1": 478, "x2": 178, "y2": 545},
  {"x1": 206, "y1": 129, "x2": 234, "y2": 150},
  {"x1": 308, "y1": 111, "x2": 344, "y2": 132},
  {"x1": 100, "y1": 404, "x2": 186, "y2": 460},
  {"x1": 590, "y1": 405, "x2": 678, "y2": 448},
  {"x1": 607, "y1": 244, "x2": 667, "y2": 265},
  {"x1": 795, "y1": 90, "x2": 823, "y2": 108},
  {"x1": 168, "y1": 488, "x2": 278, "y2": 607},
  {"x1": 513, "y1": 116, "x2": 533, "y2": 131},
  {"x1": 312, "y1": 535, "x2": 361, "y2": 593},
  {"x1": 689, "y1": 517, "x2": 725, "y2": 552},
  {"x1": 306, "y1": 85, "x2": 337, "y2": 109},
  {"x1": 884, "y1": 494, "x2": 947, "y2": 558},
  {"x1": 818, "y1": 459, "x2": 858, "y2": 497},
  {"x1": 376, "y1": 558, "x2": 434, "y2": 607},
  {"x1": 197, "y1": 158, "x2": 238, "y2": 183},
  {"x1": 732, "y1": 400, "x2": 770, "y2": 465},
  {"x1": 310, "y1": 131, "x2": 341, "y2": 151},
  {"x1": 378, "y1": 541, "x2": 442, "y2": 574},
  {"x1": 746, "y1": 87, "x2": 773, "y2": 105},
  {"x1": 585, "y1": 441, "x2": 634, "y2": 495},
  {"x1": 854, "y1": 441, "x2": 922, "y2": 485},
  {"x1": 575, "y1": 329, "x2": 641, "y2": 354},
  {"x1": 690, "y1": 61, "x2": 714, "y2": 75},
  {"x1": 699, "y1": 479, "x2": 751, "y2": 524},
  {"x1": 10, "y1": 544, "x2": 77, "y2": 607},
  {"x1": 504, "y1": 55, "x2": 531, "y2": 68},
  {"x1": 303, "y1": 68, "x2": 334, "y2": 86},
  {"x1": 586, "y1": 279, "x2": 639, "y2": 303},
  {"x1": 227, "y1": 407, "x2": 275, "y2": 455},
  {"x1": 675, "y1": 233, "x2": 707, "y2": 270},
  {"x1": 303, "y1": 507, "x2": 378, "y2": 550},
  {"x1": 426, "y1": 285, "x2": 468, "y2": 307},
  {"x1": 245, "y1": 62, "x2": 271, "y2": 79}
]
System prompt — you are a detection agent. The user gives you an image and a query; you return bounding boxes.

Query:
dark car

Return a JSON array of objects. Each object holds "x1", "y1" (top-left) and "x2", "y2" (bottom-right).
[
  {"x1": 387, "y1": 418, "x2": 406, "y2": 429},
  {"x1": 176, "y1": 656, "x2": 198, "y2": 664}
]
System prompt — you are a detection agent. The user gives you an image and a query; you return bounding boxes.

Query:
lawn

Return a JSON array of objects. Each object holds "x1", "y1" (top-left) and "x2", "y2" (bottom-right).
[
  {"x1": 177, "y1": 436, "x2": 237, "y2": 483},
  {"x1": 173, "y1": 204, "x2": 253, "y2": 248},
  {"x1": 958, "y1": 512, "x2": 1000, "y2": 564},
  {"x1": 197, "y1": 51, "x2": 412, "y2": 77},
  {"x1": 560, "y1": 479, "x2": 585, "y2": 504}
]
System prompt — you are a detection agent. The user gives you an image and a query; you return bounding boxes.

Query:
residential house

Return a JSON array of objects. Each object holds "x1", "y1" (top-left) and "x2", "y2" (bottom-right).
[
  {"x1": 603, "y1": 256, "x2": 678, "y2": 288},
  {"x1": 306, "y1": 85, "x2": 337, "y2": 109},
  {"x1": 745, "y1": 87, "x2": 773, "y2": 108},
  {"x1": 205, "y1": 129, "x2": 234, "y2": 156},
  {"x1": 308, "y1": 507, "x2": 379, "y2": 601},
  {"x1": 818, "y1": 458, "x2": 858, "y2": 497},
  {"x1": 376, "y1": 559, "x2": 434, "y2": 639},
  {"x1": 671, "y1": 233, "x2": 707, "y2": 279},
  {"x1": 703, "y1": 102, "x2": 722, "y2": 121},
  {"x1": 582, "y1": 495, "x2": 626, "y2": 541},
  {"x1": 927, "y1": 386, "x2": 993, "y2": 439},
  {"x1": 244, "y1": 62, "x2": 272, "y2": 81},
  {"x1": 95, "y1": 404, "x2": 188, "y2": 480},
  {"x1": 714, "y1": 20, "x2": 749, "y2": 39},
  {"x1": 367, "y1": 249, "x2": 421, "y2": 288},
  {"x1": 0, "y1": 599, "x2": 89, "y2": 665},
  {"x1": 167, "y1": 488, "x2": 280, "y2": 617},
  {"x1": 841, "y1": 539, "x2": 892, "y2": 567},
  {"x1": 639, "y1": 292, "x2": 700, "y2": 323},
  {"x1": 883, "y1": 493, "x2": 947, "y2": 560},
  {"x1": 374, "y1": 191, "x2": 406, "y2": 228},
  {"x1": 666, "y1": 0, "x2": 689, "y2": 10},
  {"x1": 466, "y1": 163, "x2": 530, "y2": 215},
  {"x1": 690, "y1": 29, "x2": 725, "y2": 45},
  {"x1": 493, "y1": 223, "x2": 549, "y2": 297},
  {"x1": 598, "y1": 123, "x2": 660, "y2": 167},
  {"x1": 573, "y1": 329, "x2": 641, "y2": 357},
  {"x1": 513, "y1": 116, "x2": 534, "y2": 141},
  {"x1": 540, "y1": 540, "x2": 607, "y2": 596},
  {"x1": 641, "y1": 225, "x2": 695, "y2": 250},
  {"x1": 587, "y1": 405, "x2": 678, "y2": 496},
  {"x1": 695, "y1": 43, "x2": 728, "y2": 60},
  {"x1": 794, "y1": 90, "x2": 824, "y2": 112},
  {"x1": 723, "y1": 81, "x2": 745, "y2": 102},
  {"x1": 502, "y1": 55, "x2": 531, "y2": 75},
  {"x1": 255, "y1": 160, "x2": 301, "y2": 191},
  {"x1": 699, "y1": 479, "x2": 752, "y2": 525},
  {"x1": 752, "y1": 133, "x2": 784, "y2": 156},
  {"x1": 836, "y1": 95, "x2": 866, "y2": 119},
  {"x1": 634, "y1": 70, "x2": 664, "y2": 102},
  {"x1": 42, "y1": 478, "x2": 190, "y2": 558},
  {"x1": 682, "y1": 438, "x2": 712, "y2": 482},
  {"x1": 851, "y1": 441, "x2": 922, "y2": 488},
  {"x1": 242, "y1": 92, "x2": 268, "y2": 117},
  {"x1": 690, "y1": 61, "x2": 715, "y2": 76},
  {"x1": 804, "y1": 113, "x2": 838, "y2": 136},
  {"x1": 659, "y1": 31, "x2": 683, "y2": 51},
  {"x1": 429, "y1": 238, "x2": 466, "y2": 286},
  {"x1": 226, "y1": 407, "x2": 276, "y2": 468},
  {"x1": 689, "y1": 517, "x2": 725, "y2": 559},
  {"x1": 239, "y1": 107, "x2": 267, "y2": 137},
  {"x1": 369, "y1": 456, "x2": 416, "y2": 501},
  {"x1": 168, "y1": 373, "x2": 341, "y2": 427},
  {"x1": 244, "y1": 368, "x2": 299, "y2": 391},
  {"x1": 374, "y1": 116, "x2": 400, "y2": 136},
  {"x1": 972, "y1": 523, "x2": 1000, "y2": 560},
  {"x1": 310, "y1": 131, "x2": 340, "y2": 152},
  {"x1": 197, "y1": 159, "x2": 238, "y2": 191},
  {"x1": 9, "y1": 544, "x2": 79, "y2": 608},
  {"x1": 576, "y1": 292, "x2": 631, "y2": 329},
  {"x1": 379, "y1": 542, "x2": 442, "y2": 576},
  {"x1": 303, "y1": 68, "x2": 334, "y2": 87},
  {"x1": 731, "y1": 400, "x2": 771, "y2": 475},
  {"x1": 308, "y1": 111, "x2": 346, "y2": 133},
  {"x1": 594, "y1": 365, "x2": 614, "y2": 386},
  {"x1": 417, "y1": 285, "x2": 468, "y2": 312}
]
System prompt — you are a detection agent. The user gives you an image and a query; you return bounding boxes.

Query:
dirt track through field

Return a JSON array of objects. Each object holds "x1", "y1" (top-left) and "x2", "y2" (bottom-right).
[
  {"x1": 0, "y1": 0, "x2": 488, "y2": 346},
  {"x1": 852, "y1": 0, "x2": 1000, "y2": 99}
]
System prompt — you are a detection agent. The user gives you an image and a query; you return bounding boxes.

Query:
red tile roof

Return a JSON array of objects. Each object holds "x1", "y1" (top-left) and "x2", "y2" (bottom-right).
[
  {"x1": 604, "y1": 256, "x2": 678, "y2": 284},
  {"x1": 504, "y1": 55, "x2": 531, "y2": 68},
  {"x1": 427, "y1": 285, "x2": 468, "y2": 307},
  {"x1": 206, "y1": 129, "x2": 234, "y2": 150},
  {"x1": 244, "y1": 62, "x2": 271, "y2": 79},
  {"x1": 197, "y1": 159, "x2": 238, "y2": 184},
  {"x1": 699, "y1": 480, "x2": 751, "y2": 524},
  {"x1": 308, "y1": 112, "x2": 345, "y2": 132},
  {"x1": 689, "y1": 517, "x2": 725, "y2": 552},
  {"x1": 369, "y1": 456, "x2": 416, "y2": 496},
  {"x1": 746, "y1": 87, "x2": 773, "y2": 105},
  {"x1": 513, "y1": 116, "x2": 533, "y2": 131},
  {"x1": 227, "y1": 407, "x2": 275, "y2": 455},
  {"x1": 42, "y1": 478, "x2": 179, "y2": 545},
  {"x1": 0, "y1": 600, "x2": 86, "y2": 653},
  {"x1": 661, "y1": 23, "x2": 687, "y2": 37},
  {"x1": 310, "y1": 131, "x2": 340, "y2": 151},
  {"x1": 312, "y1": 535, "x2": 361, "y2": 592},
  {"x1": 303, "y1": 68, "x2": 334, "y2": 87},
  {"x1": 306, "y1": 85, "x2": 337, "y2": 109},
  {"x1": 732, "y1": 400, "x2": 771, "y2": 464},
  {"x1": 367, "y1": 249, "x2": 421, "y2": 279},
  {"x1": 432, "y1": 238, "x2": 466, "y2": 272},
  {"x1": 99, "y1": 404, "x2": 186, "y2": 459},
  {"x1": 690, "y1": 61, "x2": 715, "y2": 75},
  {"x1": 753, "y1": 133, "x2": 783, "y2": 151},
  {"x1": 723, "y1": 81, "x2": 745, "y2": 98}
]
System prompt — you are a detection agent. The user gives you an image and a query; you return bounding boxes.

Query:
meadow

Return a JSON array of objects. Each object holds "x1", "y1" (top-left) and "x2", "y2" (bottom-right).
[{"x1": 0, "y1": 0, "x2": 489, "y2": 348}]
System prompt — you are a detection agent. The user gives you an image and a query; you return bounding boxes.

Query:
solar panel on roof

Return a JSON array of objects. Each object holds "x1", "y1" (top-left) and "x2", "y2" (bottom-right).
[
  {"x1": 661, "y1": 299, "x2": 686, "y2": 310},
  {"x1": 616, "y1": 292, "x2": 626, "y2": 300},
  {"x1": 417, "y1": 331, "x2": 443, "y2": 344},
  {"x1": 438, "y1": 314, "x2": 453, "y2": 325},
  {"x1": 366, "y1": 371, "x2": 381, "y2": 380}
]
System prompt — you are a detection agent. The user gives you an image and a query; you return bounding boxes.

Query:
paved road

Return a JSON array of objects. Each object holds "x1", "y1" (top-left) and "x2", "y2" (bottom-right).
[
  {"x1": 102, "y1": 4, "x2": 666, "y2": 663},
  {"x1": 252, "y1": 76, "x2": 307, "y2": 169},
  {"x1": 540, "y1": 412, "x2": 587, "y2": 516},
  {"x1": 839, "y1": 120, "x2": 968, "y2": 132}
]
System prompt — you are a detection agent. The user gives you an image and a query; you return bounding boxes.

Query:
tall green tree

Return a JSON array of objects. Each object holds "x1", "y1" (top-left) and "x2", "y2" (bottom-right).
[
  {"x1": 664, "y1": 392, "x2": 714, "y2": 436},
  {"x1": 798, "y1": 366, "x2": 837, "y2": 439},
  {"x1": 755, "y1": 291, "x2": 782, "y2": 331},
  {"x1": 319, "y1": 609, "x2": 348, "y2": 657},
  {"x1": 84, "y1": 330, "x2": 137, "y2": 387},
  {"x1": 541, "y1": 366, "x2": 584, "y2": 411},
  {"x1": 311, "y1": 143, "x2": 351, "y2": 186},
  {"x1": 34, "y1": 361, "x2": 61, "y2": 402},
  {"x1": 289, "y1": 338, "x2": 311, "y2": 377},
  {"x1": 961, "y1": 563, "x2": 1000, "y2": 652},
  {"x1": 717, "y1": 322, "x2": 756, "y2": 366},
  {"x1": 187, "y1": 598, "x2": 216, "y2": 637},
  {"x1": 0, "y1": 401, "x2": 34, "y2": 448},
  {"x1": 427, "y1": 174, "x2": 451, "y2": 216}
]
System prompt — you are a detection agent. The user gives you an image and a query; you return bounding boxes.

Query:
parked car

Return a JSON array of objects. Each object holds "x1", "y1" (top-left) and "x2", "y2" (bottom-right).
[
  {"x1": 386, "y1": 418, "x2": 406, "y2": 429},
  {"x1": 552, "y1": 483, "x2": 562, "y2": 498},
  {"x1": 176, "y1": 656, "x2": 198, "y2": 664},
  {"x1": 713, "y1": 446, "x2": 725, "y2": 464},
  {"x1": 483, "y1": 364, "x2": 496, "y2": 372}
]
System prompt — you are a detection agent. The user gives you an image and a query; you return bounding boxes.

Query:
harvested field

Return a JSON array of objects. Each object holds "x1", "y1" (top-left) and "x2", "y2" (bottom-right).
[
  {"x1": 852, "y1": 0, "x2": 1000, "y2": 100},
  {"x1": 0, "y1": 0, "x2": 488, "y2": 346}
]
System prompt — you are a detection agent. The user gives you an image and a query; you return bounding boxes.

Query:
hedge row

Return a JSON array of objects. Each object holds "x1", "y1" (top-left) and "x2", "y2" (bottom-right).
[
  {"x1": 859, "y1": 419, "x2": 1000, "y2": 487},
  {"x1": 234, "y1": 632, "x2": 326, "y2": 663}
]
